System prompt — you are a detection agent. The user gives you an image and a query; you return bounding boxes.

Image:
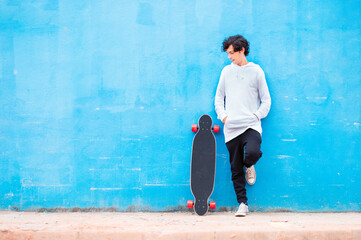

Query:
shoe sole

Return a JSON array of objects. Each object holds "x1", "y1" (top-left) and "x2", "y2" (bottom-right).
[
  {"x1": 246, "y1": 179, "x2": 255, "y2": 185},
  {"x1": 235, "y1": 212, "x2": 247, "y2": 217}
]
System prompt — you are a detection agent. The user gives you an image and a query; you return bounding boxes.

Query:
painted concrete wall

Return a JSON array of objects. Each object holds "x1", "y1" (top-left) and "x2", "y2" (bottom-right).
[{"x1": 0, "y1": 0, "x2": 360, "y2": 211}]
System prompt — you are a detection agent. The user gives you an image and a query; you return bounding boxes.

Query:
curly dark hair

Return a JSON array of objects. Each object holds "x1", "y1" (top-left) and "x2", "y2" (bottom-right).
[{"x1": 222, "y1": 35, "x2": 249, "y2": 56}]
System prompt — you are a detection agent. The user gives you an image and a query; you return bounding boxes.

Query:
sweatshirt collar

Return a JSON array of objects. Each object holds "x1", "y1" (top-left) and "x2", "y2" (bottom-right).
[{"x1": 231, "y1": 62, "x2": 253, "y2": 68}]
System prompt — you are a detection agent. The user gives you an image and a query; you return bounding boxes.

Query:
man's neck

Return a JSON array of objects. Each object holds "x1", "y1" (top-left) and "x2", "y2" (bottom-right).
[{"x1": 237, "y1": 58, "x2": 248, "y2": 66}]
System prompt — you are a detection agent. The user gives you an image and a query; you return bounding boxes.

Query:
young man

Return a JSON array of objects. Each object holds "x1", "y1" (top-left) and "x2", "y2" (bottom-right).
[{"x1": 214, "y1": 35, "x2": 271, "y2": 217}]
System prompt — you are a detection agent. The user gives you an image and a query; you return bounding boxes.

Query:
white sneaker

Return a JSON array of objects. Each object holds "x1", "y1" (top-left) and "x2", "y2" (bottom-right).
[
  {"x1": 235, "y1": 203, "x2": 249, "y2": 217},
  {"x1": 245, "y1": 165, "x2": 256, "y2": 185}
]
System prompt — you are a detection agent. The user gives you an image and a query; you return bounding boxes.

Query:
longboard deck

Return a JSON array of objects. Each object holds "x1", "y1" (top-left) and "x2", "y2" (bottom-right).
[{"x1": 190, "y1": 115, "x2": 216, "y2": 215}]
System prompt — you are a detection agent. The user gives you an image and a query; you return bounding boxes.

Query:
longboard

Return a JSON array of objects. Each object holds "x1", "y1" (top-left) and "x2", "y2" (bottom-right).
[{"x1": 187, "y1": 115, "x2": 219, "y2": 215}]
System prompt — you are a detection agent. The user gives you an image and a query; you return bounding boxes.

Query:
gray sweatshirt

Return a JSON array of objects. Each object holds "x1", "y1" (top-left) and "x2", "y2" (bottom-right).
[{"x1": 214, "y1": 62, "x2": 271, "y2": 143}]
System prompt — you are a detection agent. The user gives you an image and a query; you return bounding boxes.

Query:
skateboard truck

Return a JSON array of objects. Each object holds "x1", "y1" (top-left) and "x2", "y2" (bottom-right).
[
  {"x1": 187, "y1": 200, "x2": 216, "y2": 209},
  {"x1": 191, "y1": 124, "x2": 219, "y2": 133}
]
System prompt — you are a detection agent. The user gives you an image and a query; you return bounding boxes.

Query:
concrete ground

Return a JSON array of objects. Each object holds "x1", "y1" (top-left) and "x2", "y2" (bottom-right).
[{"x1": 0, "y1": 211, "x2": 360, "y2": 240}]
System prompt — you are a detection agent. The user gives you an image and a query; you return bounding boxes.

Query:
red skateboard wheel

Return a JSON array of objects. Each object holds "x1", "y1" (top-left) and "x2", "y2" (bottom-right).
[
  {"x1": 191, "y1": 124, "x2": 198, "y2": 132},
  {"x1": 187, "y1": 200, "x2": 194, "y2": 208},
  {"x1": 209, "y1": 201, "x2": 216, "y2": 209},
  {"x1": 213, "y1": 125, "x2": 219, "y2": 133}
]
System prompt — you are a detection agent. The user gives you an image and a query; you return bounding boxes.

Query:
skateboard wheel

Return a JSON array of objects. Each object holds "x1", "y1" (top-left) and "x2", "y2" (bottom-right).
[
  {"x1": 213, "y1": 125, "x2": 219, "y2": 133},
  {"x1": 191, "y1": 124, "x2": 198, "y2": 132},
  {"x1": 187, "y1": 200, "x2": 194, "y2": 208},
  {"x1": 209, "y1": 201, "x2": 216, "y2": 209}
]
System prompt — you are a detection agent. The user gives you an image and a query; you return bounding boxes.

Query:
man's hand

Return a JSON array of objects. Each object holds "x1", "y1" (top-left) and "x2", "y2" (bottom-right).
[{"x1": 222, "y1": 116, "x2": 228, "y2": 124}]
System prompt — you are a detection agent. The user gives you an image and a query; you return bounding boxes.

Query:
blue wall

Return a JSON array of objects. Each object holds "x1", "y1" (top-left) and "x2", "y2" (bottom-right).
[{"x1": 0, "y1": 0, "x2": 360, "y2": 211}]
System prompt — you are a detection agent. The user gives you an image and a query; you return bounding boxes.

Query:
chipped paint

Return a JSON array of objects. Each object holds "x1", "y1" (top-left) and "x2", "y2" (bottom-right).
[
  {"x1": 276, "y1": 155, "x2": 293, "y2": 159},
  {"x1": 90, "y1": 188, "x2": 142, "y2": 191}
]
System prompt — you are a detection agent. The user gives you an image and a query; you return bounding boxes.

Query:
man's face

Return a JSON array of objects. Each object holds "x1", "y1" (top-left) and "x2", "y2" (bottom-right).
[{"x1": 226, "y1": 45, "x2": 245, "y2": 65}]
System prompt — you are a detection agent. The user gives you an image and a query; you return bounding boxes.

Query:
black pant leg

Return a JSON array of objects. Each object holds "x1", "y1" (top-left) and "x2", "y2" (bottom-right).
[
  {"x1": 242, "y1": 129, "x2": 263, "y2": 168},
  {"x1": 226, "y1": 135, "x2": 247, "y2": 204}
]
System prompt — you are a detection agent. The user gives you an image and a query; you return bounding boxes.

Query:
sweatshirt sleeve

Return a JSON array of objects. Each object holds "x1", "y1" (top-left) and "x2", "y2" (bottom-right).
[
  {"x1": 254, "y1": 68, "x2": 271, "y2": 119},
  {"x1": 214, "y1": 69, "x2": 227, "y2": 121}
]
